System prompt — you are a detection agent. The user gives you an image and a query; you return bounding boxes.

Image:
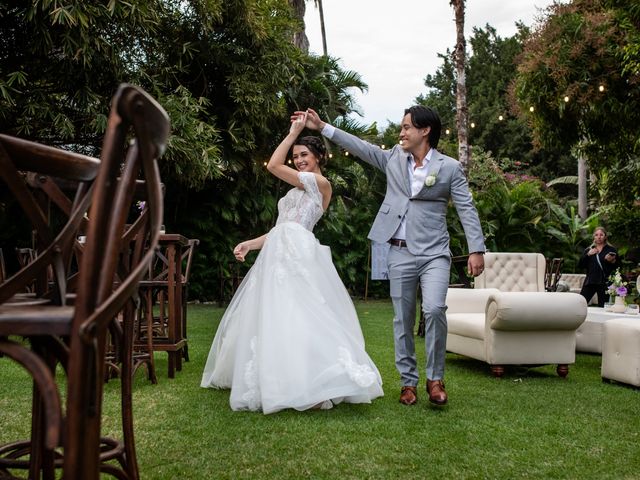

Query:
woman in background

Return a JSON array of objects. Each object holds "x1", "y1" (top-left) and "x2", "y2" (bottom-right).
[{"x1": 578, "y1": 226, "x2": 619, "y2": 307}]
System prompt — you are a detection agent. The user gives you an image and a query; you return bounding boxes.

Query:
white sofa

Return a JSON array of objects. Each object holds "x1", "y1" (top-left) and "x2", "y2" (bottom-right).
[{"x1": 446, "y1": 253, "x2": 588, "y2": 377}]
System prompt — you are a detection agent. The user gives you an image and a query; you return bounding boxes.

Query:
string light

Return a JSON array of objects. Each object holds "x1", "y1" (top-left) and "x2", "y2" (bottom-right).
[
  {"x1": 445, "y1": 129, "x2": 450, "y2": 135},
  {"x1": 470, "y1": 122, "x2": 475, "y2": 128},
  {"x1": 287, "y1": 159, "x2": 292, "y2": 164},
  {"x1": 599, "y1": 85, "x2": 605, "y2": 92},
  {"x1": 381, "y1": 145, "x2": 386, "y2": 149},
  {"x1": 263, "y1": 161, "x2": 267, "y2": 167},
  {"x1": 564, "y1": 95, "x2": 569, "y2": 102},
  {"x1": 529, "y1": 106, "x2": 535, "y2": 112},
  {"x1": 498, "y1": 115, "x2": 504, "y2": 121},
  {"x1": 345, "y1": 151, "x2": 349, "y2": 156},
  {"x1": 329, "y1": 153, "x2": 333, "y2": 159}
]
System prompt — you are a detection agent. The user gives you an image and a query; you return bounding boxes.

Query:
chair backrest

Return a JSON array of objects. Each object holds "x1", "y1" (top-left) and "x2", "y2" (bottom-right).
[
  {"x1": 183, "y1": 239, "x2": 200, "y2": 285},
  {"x1": 0, "y1": 135, "x2": 100, "y2": 304},
  {"x1": 62, "y1": 84, "x2": 169, "y2": 478},
  {"x1": 544, "y1": 257, "x2": 564, "y2": 292},
  {"x1": 474, "y1": 252, "x2": 546, "y2": 292}
]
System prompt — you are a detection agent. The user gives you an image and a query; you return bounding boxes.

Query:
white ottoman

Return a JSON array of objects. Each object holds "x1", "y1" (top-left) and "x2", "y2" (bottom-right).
[{"x1": 601, "y1": 318, "x2": 640, "y2": 387}]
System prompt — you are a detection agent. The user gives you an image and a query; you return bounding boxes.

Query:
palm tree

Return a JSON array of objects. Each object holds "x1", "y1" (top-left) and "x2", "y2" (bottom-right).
[
  {"x1": 451, "y1": 0, "x2": 470, "y2": 169},
  {"x1": 314, "y1": 0, "x2": 328, "y2": 56}
]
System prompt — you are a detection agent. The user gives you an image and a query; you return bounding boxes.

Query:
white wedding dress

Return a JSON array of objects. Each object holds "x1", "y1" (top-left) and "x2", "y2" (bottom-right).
[{"x1": 201, "y1": 172, "x2": 383, "y2": 414}]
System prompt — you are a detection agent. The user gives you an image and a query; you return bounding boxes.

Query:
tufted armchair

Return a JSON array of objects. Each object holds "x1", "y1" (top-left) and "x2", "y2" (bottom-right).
[
  {"x1": 473, "y1": 252, "x2": 546, "y2": 291},
  {"x1": 446, "y1": 252, "x2": 588, "y2": 377}
]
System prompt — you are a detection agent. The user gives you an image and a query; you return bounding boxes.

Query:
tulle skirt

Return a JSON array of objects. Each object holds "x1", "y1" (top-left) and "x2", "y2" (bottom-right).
[{"x1": 201, "y1": 222, "x2": 383, "y2": 414}]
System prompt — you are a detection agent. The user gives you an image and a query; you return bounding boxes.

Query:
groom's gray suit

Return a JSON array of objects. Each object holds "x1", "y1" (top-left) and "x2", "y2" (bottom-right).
[{"x1": 324, "y1": 126, "x2": 485, "y2": 385}]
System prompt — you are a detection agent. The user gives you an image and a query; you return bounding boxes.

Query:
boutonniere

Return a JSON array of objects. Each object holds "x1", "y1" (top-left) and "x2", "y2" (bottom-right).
[{"x1": 424, "y1": 174, "x2": 437, "y2": 187}]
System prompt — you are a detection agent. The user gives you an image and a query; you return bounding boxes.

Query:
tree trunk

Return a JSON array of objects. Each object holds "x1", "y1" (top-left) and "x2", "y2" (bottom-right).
[
  {"x1": 289, "y1": 0, "x2": 309, "y2": 52},
  {"x1": 451, "y1": 0, "x2": 470, "y2": 170},
  {"x1": 315, "y1": 0, "x2": 328, "y2": 56},
  {"x1": 578, "y1": 153, "x2": 588, "y2": 219}
]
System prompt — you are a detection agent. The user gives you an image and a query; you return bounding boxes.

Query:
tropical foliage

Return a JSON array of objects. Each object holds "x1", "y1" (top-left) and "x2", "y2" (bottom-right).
[
  {"x1": 1, "y1": 1, "x2": 638, "y2": 301},
  {"x1": 512, "y1": 0, "x2": 640, "y2": 244}
]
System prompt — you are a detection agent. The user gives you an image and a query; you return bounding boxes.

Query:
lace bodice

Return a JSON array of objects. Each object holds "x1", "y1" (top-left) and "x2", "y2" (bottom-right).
[{"x1": 276, "y1": 172, "x2": 324, "y2": 231}]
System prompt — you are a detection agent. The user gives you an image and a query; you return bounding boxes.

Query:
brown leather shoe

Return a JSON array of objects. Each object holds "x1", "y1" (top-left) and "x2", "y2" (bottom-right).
[
  {"x1": 399, "y1": 386, "x2": 418, "y2": 405},
  {"x1": 426, "y1": 379, "x2": 448, "y2": 406}
]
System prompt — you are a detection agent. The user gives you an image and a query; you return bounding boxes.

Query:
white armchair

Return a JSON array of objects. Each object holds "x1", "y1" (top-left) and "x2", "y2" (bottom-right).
[{"x1": 446, "y1": 253, "x2": 588, "y2": 377}]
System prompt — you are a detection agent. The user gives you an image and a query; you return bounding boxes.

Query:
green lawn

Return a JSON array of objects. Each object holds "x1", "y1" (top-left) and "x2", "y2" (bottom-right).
[{"x1": 1, "y1": 301, "x2": 639, "y2": 479}]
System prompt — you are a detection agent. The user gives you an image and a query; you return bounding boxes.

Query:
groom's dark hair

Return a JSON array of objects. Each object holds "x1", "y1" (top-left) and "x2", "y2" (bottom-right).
[{"x1": 404, "y1": 105, "x2": 441, "y2": 149}]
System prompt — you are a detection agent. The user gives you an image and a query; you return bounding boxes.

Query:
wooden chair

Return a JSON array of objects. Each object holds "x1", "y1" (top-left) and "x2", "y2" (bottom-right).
[
  {"x1": 545, "y1": 257, "x2": 564, "y2": 292},
  {"x1": 136, "y1": 236, "x2": 199, "y2": 378},
  {"x1": 0, "y1": 84, "x2": 169, "y2": 479}
]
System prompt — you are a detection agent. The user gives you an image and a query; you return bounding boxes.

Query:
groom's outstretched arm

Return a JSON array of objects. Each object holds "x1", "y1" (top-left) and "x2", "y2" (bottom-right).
[{"x1": 294, "y1": 108, "x2": 390, "y2": 172}]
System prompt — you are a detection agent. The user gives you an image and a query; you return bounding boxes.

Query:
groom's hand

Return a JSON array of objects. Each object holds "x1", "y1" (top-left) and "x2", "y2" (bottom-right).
[
  {"x1": 292, "y1": 108, "x2": 325, "y2": 131},
  {"x1": 467, "y1": 252, "x2": 485, "y2": 277}
]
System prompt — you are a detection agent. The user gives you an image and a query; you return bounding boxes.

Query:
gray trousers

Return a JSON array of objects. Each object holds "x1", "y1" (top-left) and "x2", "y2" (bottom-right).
[{"x1": 387, "y1": 246, "x2": 450, "y2": 385}]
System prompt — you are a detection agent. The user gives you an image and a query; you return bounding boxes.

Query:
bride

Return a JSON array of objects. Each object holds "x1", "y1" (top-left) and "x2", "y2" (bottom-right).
[{"x1": 201, "y1": 111, "x2": 383, "y2": 414}]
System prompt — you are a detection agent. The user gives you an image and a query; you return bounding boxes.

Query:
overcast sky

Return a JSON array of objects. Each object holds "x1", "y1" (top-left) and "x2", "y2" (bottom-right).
[{"x1": 304, "y1": 0, "x2": 558, "y2": 127}]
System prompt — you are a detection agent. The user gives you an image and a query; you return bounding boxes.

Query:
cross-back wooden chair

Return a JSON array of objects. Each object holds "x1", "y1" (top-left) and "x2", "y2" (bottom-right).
[
  {"x1": 545, "y1": 257, "x2": 564, "y2": 292},
  {"x1": 0, "y1": 83, "x2": 169, "y2": 480}
]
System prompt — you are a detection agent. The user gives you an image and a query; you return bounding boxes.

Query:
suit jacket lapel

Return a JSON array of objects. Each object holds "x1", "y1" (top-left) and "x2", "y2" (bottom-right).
[{"x1": 395, "y1": 152, "x2": 411, "y2": 196}]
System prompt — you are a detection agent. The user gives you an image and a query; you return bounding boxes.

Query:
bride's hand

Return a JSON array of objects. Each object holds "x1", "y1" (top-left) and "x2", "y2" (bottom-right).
[
  {"x1": 233, "y1": 242, "x2": 249, "y2": 262},
  {"x1": 289, "y1": 111, "x2": 307, "y2": 135}
]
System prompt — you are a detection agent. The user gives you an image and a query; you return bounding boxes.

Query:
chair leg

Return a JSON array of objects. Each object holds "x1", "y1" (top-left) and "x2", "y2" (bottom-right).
[
  {"x1": 121, "y1": 303, "x2": 140, "y2": 480},
  {"x1": 556, "y1": 364, "x2": 569, "y2": 378},
  {"x1": 490, "y1": 365, "x2": 505, "y2": 377},
  {"x1": 63, "y1": 338, "x2": 107, "y2": 480}
]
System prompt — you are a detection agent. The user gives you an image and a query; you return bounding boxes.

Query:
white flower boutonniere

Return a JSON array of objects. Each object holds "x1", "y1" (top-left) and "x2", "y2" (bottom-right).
[{"x1": 424, "y1": 174, "x2": 437, "y2": 187}]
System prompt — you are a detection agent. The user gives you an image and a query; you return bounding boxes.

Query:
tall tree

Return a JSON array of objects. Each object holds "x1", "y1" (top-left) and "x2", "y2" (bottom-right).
[
  {"x1": 451, "y1": 0, "x2": 470, "y2": 169},
  {"x1": 512, "y1": 0, "x2": 640, "y2": 218},
  {"x1": 289, "y1": 0, "x2": 309, "y2": 51},
  {"x1": 315, "y1": 0, "x2": 328, "y2": 56}
]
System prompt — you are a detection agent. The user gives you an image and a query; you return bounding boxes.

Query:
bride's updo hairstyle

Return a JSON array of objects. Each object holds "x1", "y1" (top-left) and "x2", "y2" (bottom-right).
[{"x1": 294, "y1": 136, "x2": 328, "y2": 168}]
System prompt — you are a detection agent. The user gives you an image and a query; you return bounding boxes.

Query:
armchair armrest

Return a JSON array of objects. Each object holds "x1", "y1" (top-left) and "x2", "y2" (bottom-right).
[
  {"x1": 446, "y1": 288, "x2": 500, "y2": 313},
  {"x1": 487, "y1": 292, "x2": 587, "y2": 331}
]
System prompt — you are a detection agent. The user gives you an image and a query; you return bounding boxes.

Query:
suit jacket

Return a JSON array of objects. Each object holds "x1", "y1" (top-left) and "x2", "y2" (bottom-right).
[{"x1": 329, "y1": 127, "x2": 485, "y2": 257}]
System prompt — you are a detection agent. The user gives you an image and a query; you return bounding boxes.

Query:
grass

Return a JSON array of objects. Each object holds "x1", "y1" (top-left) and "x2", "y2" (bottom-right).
[{"x1": 1, "y1": 301, "x2": 639, "y2": 479}]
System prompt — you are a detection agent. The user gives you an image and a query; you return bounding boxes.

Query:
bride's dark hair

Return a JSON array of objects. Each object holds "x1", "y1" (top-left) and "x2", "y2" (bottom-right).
[{"x1": 294, "y1": 136, "x2": 327, "y2": 168}]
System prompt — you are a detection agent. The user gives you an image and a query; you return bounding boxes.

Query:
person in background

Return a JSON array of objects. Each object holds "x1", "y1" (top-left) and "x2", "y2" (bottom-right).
[{"x1": 578, "y1": 226, "x2": 619, "y2": 307}]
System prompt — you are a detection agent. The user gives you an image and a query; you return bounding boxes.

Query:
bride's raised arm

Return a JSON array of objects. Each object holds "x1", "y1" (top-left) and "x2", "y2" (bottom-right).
[{"x1": 266, "y1": 113, "x2": 308, "y2": 188}]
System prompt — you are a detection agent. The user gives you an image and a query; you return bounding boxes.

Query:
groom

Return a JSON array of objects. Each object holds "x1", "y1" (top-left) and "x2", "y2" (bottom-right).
[{"x1": 299, "y1": 106, "x2": 485, "y2": 406}]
